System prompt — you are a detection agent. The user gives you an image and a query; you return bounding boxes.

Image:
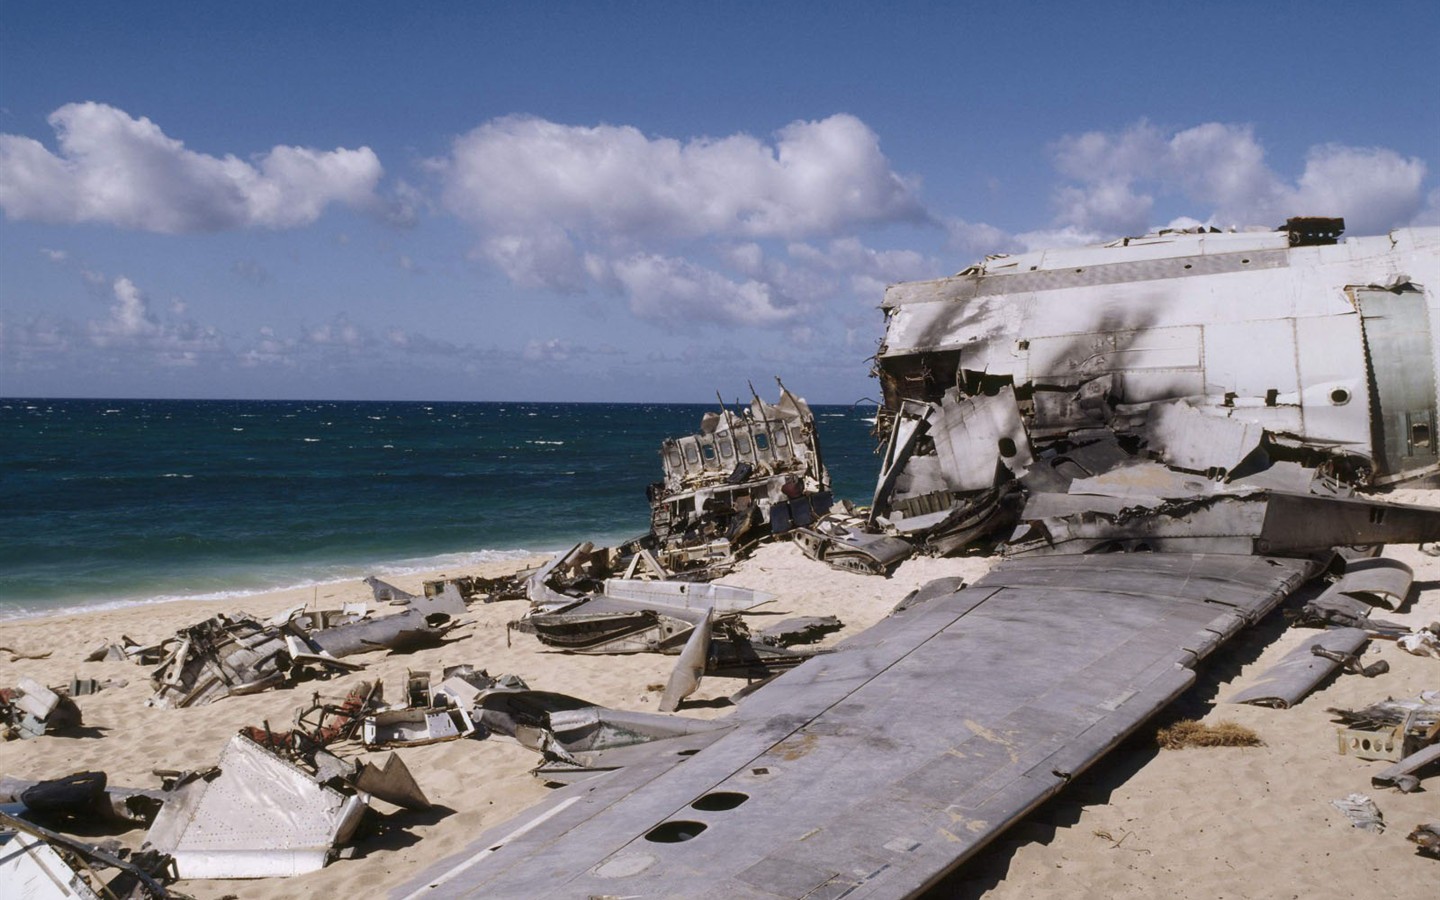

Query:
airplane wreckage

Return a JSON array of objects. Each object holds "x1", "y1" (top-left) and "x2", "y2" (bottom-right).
[
  {"x1": 388, "y1": 219, "x2": 1440, "y2": 898},
  {"x1": 6, "y1": 219, "x2": 1440, "y2": 899}
]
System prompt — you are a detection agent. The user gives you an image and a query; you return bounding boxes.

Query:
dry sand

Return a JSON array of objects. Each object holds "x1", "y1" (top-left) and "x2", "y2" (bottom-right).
[{"x1": 1, "y1": 530, "x2": 1437, "y2": 898}]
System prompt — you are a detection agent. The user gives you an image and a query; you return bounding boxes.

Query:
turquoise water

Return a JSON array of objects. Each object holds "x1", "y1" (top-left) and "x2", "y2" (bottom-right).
[{"x1": 0, "y1": 398, "x2": 881, "y2": 619}]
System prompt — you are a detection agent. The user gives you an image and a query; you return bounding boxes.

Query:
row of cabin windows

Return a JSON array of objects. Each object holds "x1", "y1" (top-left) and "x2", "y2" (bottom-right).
[{"x1": 667, "y1": 425, "x2": 793, "y2": 471}]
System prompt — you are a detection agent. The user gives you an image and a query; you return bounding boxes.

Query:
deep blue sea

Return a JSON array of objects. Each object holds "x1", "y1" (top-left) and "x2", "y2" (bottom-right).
[{"x1": 0, "y1": 398, "x2": 882, "y2": 620}]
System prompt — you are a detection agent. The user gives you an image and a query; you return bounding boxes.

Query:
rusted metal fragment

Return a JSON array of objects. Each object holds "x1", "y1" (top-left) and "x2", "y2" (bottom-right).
[{"x1": 1409, "y1": 822, "x2": 1440, "y2": 858}]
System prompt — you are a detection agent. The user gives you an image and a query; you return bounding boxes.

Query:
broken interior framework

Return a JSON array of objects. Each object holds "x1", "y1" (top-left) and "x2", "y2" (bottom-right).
[
  {"x1": 812, "y1": 220, "x2": 1440, "y2": 563},
  {"x1": 512, "y1": 564, "x2": 832, "y2": 710},
  {"x1": 146, "y1": 593, "x2": 462, "y2": 709},
  {"x1": 644, "y1": 381, "x2": 832, "y2": 575}
]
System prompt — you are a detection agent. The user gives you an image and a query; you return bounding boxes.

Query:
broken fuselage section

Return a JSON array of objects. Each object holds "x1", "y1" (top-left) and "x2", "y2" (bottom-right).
[
  {"x1": 865, "y1": 220, "x2": 1440, "y2": 557},
  {"x1": 647, "y1": 384, "x2": 833, "y2": 575}
]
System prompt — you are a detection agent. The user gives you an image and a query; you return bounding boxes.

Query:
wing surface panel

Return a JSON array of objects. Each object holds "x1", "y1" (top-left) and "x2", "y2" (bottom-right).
[{"x1": 392, "y1": 554, "x2": 1314, "y2": 900}]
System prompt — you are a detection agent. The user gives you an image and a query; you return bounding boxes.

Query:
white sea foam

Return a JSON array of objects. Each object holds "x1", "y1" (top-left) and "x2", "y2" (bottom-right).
[{"x1": 0, "y1": 547, "x2": 556, "y2": 623}]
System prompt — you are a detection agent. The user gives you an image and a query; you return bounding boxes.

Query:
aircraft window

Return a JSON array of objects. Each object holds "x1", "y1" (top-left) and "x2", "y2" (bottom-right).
[
  {"x1": 754, "y1": 433, "x2": 769, "y2": 451},
  {"x1": 773, "y1": 429, "x2": 788, "y2": 447},
  {"x1": 1413, "y1": 423, "x2": 1432, "y2": 449},
  {"x1": 736, "y1": 434, "x2": 752, "y2": 454},
  {"x1": 702, "y1": 443, "x2": 717, "y2": 462},
  {"x1": 666, "y1": 448, "x2": 683, "y2": 468},
  {"x1": 997, "y1": 437, "x2": 1017, "y2": 458},
  {"x1": 1330, "y1": 388, "x2": 1351, "y2": 406},
  {"x1": 717, "y1": 437, "x2": 734, "y2": 458},
  {"x1": 683, "y1": 444, "x2": 699, "y2": 466}
]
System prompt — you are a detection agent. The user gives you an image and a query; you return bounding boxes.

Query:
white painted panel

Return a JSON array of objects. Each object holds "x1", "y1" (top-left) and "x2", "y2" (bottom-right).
[
  {"x1": 1202, "y1": 319, "x2": 1300, "y2": 399},
  {"x1": 1294, "y1": 314, "x2": 1372, "y2": 449}
]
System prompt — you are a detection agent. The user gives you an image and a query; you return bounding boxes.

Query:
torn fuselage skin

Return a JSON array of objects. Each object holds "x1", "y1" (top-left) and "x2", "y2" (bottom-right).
[{"x1": 864, "y1": 221, "x2": 1440, "y2": 558}]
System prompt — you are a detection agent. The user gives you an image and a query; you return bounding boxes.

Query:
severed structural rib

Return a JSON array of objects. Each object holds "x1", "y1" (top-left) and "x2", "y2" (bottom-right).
[{"x1": 392, "y1": 552, "x2": 1313, "y2": 899}]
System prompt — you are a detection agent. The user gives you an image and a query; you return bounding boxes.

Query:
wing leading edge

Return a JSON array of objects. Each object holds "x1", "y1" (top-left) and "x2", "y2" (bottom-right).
[{"x1": 393, "y1": 553, "x2": 1315, "y2": 899}]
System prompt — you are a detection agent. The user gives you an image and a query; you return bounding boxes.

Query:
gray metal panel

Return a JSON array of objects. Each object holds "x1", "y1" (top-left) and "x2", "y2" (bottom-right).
[
  {"x1": 1355, "y1": 287, "x2": 1439, "y2": 476},
  {"x1": 1293, "y1": 313, "x2": 1372, "y2": 448},
  {"x1": 883, "y1": 248, "x2": 1291, "y2": 310},
  {"x1": 1227, "y1": 627, "x2": 1369, "y2": 708},
  {"x1": 393, "y1": 554, "x2": 1313, "y2": 900},
  {"x1": 1329, "y1": 557, "x2": 1413, "y2": 609}
]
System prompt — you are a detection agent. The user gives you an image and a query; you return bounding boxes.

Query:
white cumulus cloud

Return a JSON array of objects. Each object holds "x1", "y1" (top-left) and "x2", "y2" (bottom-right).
[
  {"x1": 435, "y1": 113, "x2": 930, "y2": 308},
  {"x1": 79, "y1": 275, "x2": 224, "y2": 368},
  {"x1": 1047, "y1": 121, "x2": 1428, "y2": 237},
  {"x1": 610, "y1": 253, "x2": 798, "y2": 326},
  {"x1": 0, "y1": 102, "x2": 384, "y2": 232}
]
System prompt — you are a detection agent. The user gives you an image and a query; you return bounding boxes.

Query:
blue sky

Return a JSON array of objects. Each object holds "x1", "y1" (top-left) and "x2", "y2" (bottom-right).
[{"x1": 2, "y1": 1, "x2": 1437, "y2": 403}]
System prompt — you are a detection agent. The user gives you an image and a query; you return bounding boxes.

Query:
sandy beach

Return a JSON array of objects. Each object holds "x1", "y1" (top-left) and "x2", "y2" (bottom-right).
[{"x1": 1, "y1": 528, "x2": 1437, "y2": 899}]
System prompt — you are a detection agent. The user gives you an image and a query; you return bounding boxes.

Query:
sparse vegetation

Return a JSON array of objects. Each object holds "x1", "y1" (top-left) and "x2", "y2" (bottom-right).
[{"x1": 1156, "y1": 719, "x2": 1263, "y2": 749}]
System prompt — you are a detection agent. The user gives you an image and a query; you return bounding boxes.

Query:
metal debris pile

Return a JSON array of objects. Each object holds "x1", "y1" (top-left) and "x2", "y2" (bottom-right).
[
  {"x1": 511, "y1": 562, "x2": 837, "y2": 711},
  {"x1": 641, "y1": 381, "x2": 833, "y2": 578},
  {"x1": 1, "y1": 676, "x2": 84, "y2": 741},
  {"x1": 141, "y1": 597, "x2": 463, "y2": 709}
]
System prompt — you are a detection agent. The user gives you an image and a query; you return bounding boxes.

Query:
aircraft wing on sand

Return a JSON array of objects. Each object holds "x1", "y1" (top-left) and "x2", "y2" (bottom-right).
[{"x1": 392, "y1": 552, "x2": 1315, "y2": 900}]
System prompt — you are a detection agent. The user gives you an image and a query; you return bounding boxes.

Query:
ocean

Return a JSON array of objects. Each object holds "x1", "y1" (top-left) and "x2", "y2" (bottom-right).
[{"x1": 0, "y1": 398, "x2": 883, "y2": 620}]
